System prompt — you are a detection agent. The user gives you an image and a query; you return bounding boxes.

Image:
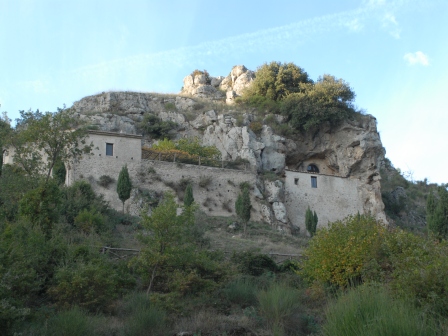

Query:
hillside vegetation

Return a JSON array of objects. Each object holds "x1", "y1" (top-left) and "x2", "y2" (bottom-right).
[{"x1": 1, "y1": 63, "x2": 448, "y2": 335}]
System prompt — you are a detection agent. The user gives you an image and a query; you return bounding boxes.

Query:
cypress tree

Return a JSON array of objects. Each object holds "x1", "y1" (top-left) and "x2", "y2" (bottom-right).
[
  {"x1": 313, "y1": 210, "x2": 318, "y2": 235},
  {"x1": 305, "y1": 207, "x2": 313, "y2": 236},
  {"x1": 236, "y1": 185, "x2": 251, "y2": 236},
  {"x1": 184, "y1": 183, "x2": 194, "y2": 207},
  {"x1": 117, "y1": 165, "x2": 132, "y2": 213}
]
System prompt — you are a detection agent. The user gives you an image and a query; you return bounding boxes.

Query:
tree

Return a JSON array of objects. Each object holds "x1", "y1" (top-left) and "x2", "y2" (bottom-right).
[
  {"x1": 9, "y1": 107, "x2": 93, "y2": 182},
  {"x1": 243, "y1": 62, "x2": 312, "y2": 101},
  {"x1": 117, "y1": 165, "x2": 132, "y2": 213},
  {"x1": 427, "y1": 187, "x2": 448, "y2": 240},
  {"x1": 131, "y1": 192, "x2": 196, "y2": 294},
  {"x1": 281, "y1": 74, "x2": 356, "y2": 131},
  {"x1": 184, "y1": 183, "x2": 194, "y2": 207},
  {"x1": 236, "y1": 185, "x2": 252, "y2": 236},
  {"x1": 305, "y1": 207, "x2": 318, "y2": 237}
]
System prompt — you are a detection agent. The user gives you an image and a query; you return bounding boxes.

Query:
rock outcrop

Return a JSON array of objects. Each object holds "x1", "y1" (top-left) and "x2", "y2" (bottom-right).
[
  {"x1": 181, "y1": 65, "x2": 254, "y2": 104},
  {"x1": 70, "y1": 64, "x2": 387, "y2": 232}
]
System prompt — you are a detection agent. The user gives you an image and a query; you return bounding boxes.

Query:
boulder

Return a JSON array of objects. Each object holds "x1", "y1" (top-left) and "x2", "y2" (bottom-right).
[{"x1": 272, "y1": 202, "x2": 288, "y2": 224}]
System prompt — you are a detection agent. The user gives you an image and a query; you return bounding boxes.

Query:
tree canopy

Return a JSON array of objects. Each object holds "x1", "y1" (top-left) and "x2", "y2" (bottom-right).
[
  {"x1": 240, "y1": 62, "x2": 357, "y2": 132},
  {"x1": 6, "y1": 108, "x2": 93, "y2": 182},
  {"x1": 242, "y1": 62, "x2": 312, "y2": 101}
]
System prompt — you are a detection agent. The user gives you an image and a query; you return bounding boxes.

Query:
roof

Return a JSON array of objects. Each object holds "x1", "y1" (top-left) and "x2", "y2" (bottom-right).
[{"x1": 87, "y1": 130, "x2": 142, "y2": 139}]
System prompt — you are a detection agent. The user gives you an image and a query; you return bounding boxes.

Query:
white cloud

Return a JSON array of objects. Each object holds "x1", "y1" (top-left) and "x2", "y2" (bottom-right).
[
  {"x1": 382, "y1": 12, "x2": 401, "y2": 38},
  {"x1": 403, "y1": 51, "x2": 429, "y2": 66},
  {"x1": 345, "y1": 18, "x2": 363, "y2": 32}
]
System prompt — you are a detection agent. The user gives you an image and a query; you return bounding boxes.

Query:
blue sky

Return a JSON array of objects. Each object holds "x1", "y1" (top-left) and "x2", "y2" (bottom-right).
[{"x1": 1, "y1": 0, "x2": 447, "y2": 183}]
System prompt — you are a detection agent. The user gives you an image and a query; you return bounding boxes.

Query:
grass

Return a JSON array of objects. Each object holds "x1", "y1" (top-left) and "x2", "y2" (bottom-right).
[
  {"x1": 44, "y1": 306, "x2": 93, "y2": 336},
  {"x1": 323, "y1": 284, "x2": 438, "y2": 336},
  {"x1": 222, "y1": 277, "x2": 258, "y2": 307},
  {"x1": 257, "y1": 283, "x2": 302, "y2": 335},
  {"x1": 120, "y1": 293, "x2": 168, "y2": 336}
]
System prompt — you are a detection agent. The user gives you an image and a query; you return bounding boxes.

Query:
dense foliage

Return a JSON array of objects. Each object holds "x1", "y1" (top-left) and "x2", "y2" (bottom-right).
[
  {"x1": 151, "y1": 137, "x2": 221, "y2": 159},
  {"x1": 427, "y1": 187, "x2": 448, "y2": 239},
  {"x1": 137, "y1": 113, "x2": 177, "y2": 139},
  {"x1": 239, "y1": 61, "x2": 357, "y2": 132}
]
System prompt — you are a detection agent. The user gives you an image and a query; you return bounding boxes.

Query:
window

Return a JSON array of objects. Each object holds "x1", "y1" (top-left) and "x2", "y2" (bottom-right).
[
  {"x1": 294, "y1": 178, "x2": 299, "y2": 185},
  {"x1": 307, "y1": 164, "x2": 319, "y2": 173},
  {"x1": 311, "y1": 176, "x2": 317, "y2": 188},
  {"x1": 106, "y1": 143, "x2": 114, "y2": 156}
]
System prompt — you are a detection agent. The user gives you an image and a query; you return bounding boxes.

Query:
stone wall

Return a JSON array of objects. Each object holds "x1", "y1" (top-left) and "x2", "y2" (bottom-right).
[
  {"x1": 66, "y1": 131, "x2": 262, "y2": 220},
  {"x1": 284, "y1": 170, "x2": 364, "y2": 233}
]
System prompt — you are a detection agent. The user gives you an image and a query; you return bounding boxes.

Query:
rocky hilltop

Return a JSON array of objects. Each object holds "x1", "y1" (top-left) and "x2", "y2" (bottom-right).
[{"x1": 72, "y1": 65, "x2": 387, "y2": 231}]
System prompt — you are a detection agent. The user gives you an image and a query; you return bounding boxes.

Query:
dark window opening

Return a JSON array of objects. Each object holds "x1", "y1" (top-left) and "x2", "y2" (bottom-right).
[
  {"x1": 311, "y1": 176, "x2": 317, "y2": 188},
  {"x1": 307, "y1": 164, "x2": 319, "y2": 173},
  {"x1": 106, "y1": 143, "x2": 114, "y2": 156},
  {"x1": 294, "y1": 178, "x2": 299, "y2": 185}
]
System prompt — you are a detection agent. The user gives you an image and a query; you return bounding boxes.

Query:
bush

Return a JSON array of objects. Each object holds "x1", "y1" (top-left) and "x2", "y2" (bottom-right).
[
  {"x1": 137, "y1": 114, "x2": 177, "y2": 139},
  {"x1": 97, "y1": 175, "x2": 114, "y2": 188},
  {"x1": 49, "y1": 259, "x2": 135, "y2": 312},
  {"x1": 385, "y1": 230, "x2": 448, "y2": 316},
  {"x1": 249, "y1": 121, "x2": 263, "y2": 136},
  {"x1": 222, "y1": 277, "x2": 257, "y2": 307},
  {"x1": 121, "y1": 293, "x2": 167, "y2": 336},
  {"x1": 74, "y1": 208, "x2": 105, "y2": 233},
  {"x1": 323, "y1": 284, "x2": 437, "y2": 336},
  {"x1": 231, "y1": 251, "x2": 278, "y2": 276},
  {"x1": 45, "y1": 306, "x2": 93, "y2": 336},
  {"x1": 199, "y1": 176, "x2": 212, "y2": 188},
  {"x1": 301, "y1": 215, "x2": 386, "y2": 287},
  {"x1": 60, "y1": 181, "x2": 106, "y2": 225}
]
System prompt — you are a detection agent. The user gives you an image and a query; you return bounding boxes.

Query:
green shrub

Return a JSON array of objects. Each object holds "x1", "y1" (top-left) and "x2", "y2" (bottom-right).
[
  {"x1": 257, "y1": 283, "x2": 302, "y2": 335},
  {"x1": 45, "y1": 306, "x2": 93, "y2": 336},
  {"x1": 74, "y1": 208, "x2": 105, "y2": 233},
  {"x1": 222, "y1": 277, "x2": 257, "y2": 307},
  {"x1": 53, "y1": 160, "x2": 67, "y2": 185},
  {"x1": 97, "y1": 175, "x2": 114, "y2": 188},
  {"x1": 164, "y1": 102, "x2": 177, "y2": 111},
  {"x1": 301, "y1": 215, "x2": 386, "y2": 287},
  {"x1": 119, "y1": 292, "x2": 167, "y2": 336},
  {"x1": 323, "y1": 284, "x2": 437, "y2": 336},
  {"x1": 49, "y1": 259, "x2": 135, "y2": 312},
  {"x1": 60, "y1": 181, "x2": 105, "y2": 225},
  {"x1": 19, "y1": 180, "x2": 61, "y2": 237},
  {"x1": 249, "y1": 121, "x2": 263, "y2": 136},
  {"x1": 385, "y1": 230, "x2": 448, "y2": 316},
  {"x1": 199, "y1": 176, "x2": 212, "y2": 188},
  {"x1": 231, "y1": 251, "x2": 278, "y2": 276},
  {"x1": 0, "y1": 219, "x2": 67, "y2": 311},
  {"x1": 137, "y1": 113, "x2": 177, "y2": 139}
]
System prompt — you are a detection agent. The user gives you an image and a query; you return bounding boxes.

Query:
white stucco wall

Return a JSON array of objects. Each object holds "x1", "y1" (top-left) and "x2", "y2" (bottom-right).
[{"x1": 284, "y1": 170, "x2": 364, "y2": 232}]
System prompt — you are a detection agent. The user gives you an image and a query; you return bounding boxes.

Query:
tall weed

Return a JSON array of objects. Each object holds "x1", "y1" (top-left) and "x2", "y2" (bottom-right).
[{"x1": 323, "y1": 284, "x2": 437, "y2": 336}]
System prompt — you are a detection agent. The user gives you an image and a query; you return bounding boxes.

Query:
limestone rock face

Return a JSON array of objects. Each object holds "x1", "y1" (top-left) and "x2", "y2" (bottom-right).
[
  {"x1": 272, "y1": 202, "x2": 288, "y2": 223},
  {"x1": 71, "y1": 66, "x2": 387, "y2": 229},
  {"x1": 77, "y1": 113, "x2": 137, "y2": 134},
  {"x1": 285, "y1": 115, "x2": 387, "y2": 223},
  {"x1": 181, "y1": 74, "x2": 225, "y2": 100}
]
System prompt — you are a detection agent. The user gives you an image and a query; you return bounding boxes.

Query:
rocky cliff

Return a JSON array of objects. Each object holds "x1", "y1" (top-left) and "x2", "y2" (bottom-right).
[{"x1": 71, "y1": 65, "x2": 387, "y2": 232}]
